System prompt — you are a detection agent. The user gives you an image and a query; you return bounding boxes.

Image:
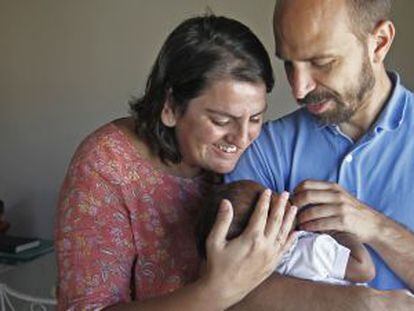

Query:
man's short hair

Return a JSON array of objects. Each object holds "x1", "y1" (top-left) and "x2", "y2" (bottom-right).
[
  {"x1": 275, "y1": 0, "x2": 392, "y2": 41},
  {"x1": 345, "y1": 0, "x2": 392, "y2": 40}
]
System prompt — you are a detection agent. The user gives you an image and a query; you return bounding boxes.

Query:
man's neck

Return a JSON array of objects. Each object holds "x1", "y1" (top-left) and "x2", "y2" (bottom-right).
[{"x1": 339, "y1": 70, "x2": 393, "y2": 142}]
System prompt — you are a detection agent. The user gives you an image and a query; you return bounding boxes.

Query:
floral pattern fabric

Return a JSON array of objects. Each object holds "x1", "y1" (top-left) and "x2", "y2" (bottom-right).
[{"x1": 55, "y1": 122, "x2": 205, "y2": 310}]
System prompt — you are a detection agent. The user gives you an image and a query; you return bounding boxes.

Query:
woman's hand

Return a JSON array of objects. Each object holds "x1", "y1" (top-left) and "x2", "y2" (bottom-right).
[{"x1": 200, "y1": 190, "x2": 297, "y2": 310}]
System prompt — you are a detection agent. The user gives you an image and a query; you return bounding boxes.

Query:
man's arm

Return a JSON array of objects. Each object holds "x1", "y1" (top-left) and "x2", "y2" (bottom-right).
[
  {"x1": 368, "y1": 212, "x2": 414, "y2": 290},
  {"x1": 293, "y1": 180, "x2": 414, "y2": 291},
  {"x1": 229, "y1": 274, "x2": 414, "y2": 311},
  {"x1": 330, "y1": 232, "x2": 375, "y2": 283}
]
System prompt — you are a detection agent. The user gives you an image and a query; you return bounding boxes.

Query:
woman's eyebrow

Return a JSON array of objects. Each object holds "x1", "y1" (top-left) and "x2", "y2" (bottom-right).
[{"x1": 206, "y1": 105, "x2": 268, "y2": 119}]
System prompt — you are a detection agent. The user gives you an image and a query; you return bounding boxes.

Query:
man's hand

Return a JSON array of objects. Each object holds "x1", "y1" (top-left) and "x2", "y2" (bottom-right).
[{"x1": 292, "y1": 180, "x2": 382, "y2": 243}]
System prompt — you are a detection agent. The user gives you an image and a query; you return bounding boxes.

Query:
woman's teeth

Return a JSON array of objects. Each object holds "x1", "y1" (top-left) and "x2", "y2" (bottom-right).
[{"x1": 217, "y1": 144, "x2": 237, "y2": 153}]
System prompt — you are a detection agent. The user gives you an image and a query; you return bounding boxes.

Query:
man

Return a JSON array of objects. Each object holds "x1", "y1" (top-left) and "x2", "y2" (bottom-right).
[{"x1": 227, "y1": 0, "x2": 414, "y2": 309}]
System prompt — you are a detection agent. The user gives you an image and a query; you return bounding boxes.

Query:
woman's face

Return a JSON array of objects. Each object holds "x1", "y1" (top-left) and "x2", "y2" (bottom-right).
[{"x1": 162, "y1": 79, "x2": 267, "y2": 177}]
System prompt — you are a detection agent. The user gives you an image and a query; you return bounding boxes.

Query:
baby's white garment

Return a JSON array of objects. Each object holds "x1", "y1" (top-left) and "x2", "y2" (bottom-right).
[{"x1": 276, "y1": 231, "x2": 351, "y2": 285}]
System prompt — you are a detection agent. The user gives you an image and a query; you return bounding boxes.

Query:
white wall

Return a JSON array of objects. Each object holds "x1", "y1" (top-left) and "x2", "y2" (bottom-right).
[{"x1": 0, "y1": 1, "x2": 413, "y2": 239}]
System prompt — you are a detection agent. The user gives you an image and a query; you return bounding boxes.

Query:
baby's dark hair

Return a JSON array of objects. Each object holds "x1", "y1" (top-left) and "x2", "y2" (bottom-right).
[{"x1": 196, "y1": 180, "x2": 270, "y2": 259}]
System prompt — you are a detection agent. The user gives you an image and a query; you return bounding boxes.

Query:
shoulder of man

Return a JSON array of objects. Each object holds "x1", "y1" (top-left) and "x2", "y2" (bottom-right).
[{"x1": 258, "y1": 107, "x2": 315, "y2": 145}]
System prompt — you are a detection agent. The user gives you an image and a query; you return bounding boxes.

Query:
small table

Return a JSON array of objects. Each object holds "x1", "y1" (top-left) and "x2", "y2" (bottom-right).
[{"x1": 0, "y1": 252, "x2": 57, "y2": 310}]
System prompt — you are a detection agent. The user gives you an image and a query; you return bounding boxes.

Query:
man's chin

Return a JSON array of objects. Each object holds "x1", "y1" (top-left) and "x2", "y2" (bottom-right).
[
  {"x1": 315, "y1": 111, "x2": 353, "y2": 125},
  {"x1": 301, "y1": 101, "x2": 354, "y2": 125}
]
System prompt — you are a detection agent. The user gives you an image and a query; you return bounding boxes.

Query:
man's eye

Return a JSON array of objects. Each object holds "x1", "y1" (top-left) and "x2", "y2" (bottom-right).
[
  {"x1": 313, "y1": 59, "x2": 335, "y2": 69},
  {"x1": 250, "y1": 116, "x2": 263, "y2": 124}
]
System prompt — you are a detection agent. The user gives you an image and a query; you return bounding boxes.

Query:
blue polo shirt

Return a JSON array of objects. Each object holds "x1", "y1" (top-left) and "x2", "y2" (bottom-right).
[{"x1": 226, "y1": 73, "x2": 414, "y2": 290}]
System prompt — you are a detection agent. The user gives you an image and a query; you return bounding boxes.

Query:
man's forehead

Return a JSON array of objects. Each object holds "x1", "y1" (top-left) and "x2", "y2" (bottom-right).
[
  {"x1": 275, "y1": 28, "x2": 343, "y2": 60},
  {"x1": 274, "y1": 0, "x2": 353, "y2": 59},
  {"x1": 275, "y1": 0, "x2": 346, "y2": 15}
]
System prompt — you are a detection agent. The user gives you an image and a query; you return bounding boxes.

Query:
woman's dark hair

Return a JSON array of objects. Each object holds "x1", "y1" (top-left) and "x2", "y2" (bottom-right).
[{"x1": 130, "y1": 14, "x2": 274, "y2": 164}]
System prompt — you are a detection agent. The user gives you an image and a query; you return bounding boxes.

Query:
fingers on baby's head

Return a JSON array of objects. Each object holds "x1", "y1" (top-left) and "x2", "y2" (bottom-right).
[
  {"x1": 213, "y1": 180, "x2": 265, "y2": 237},
  {"x1": 196, "y1": 180, "x2": 270, "y2": 258},
  {"x1": 216, "y1": 180, "x2": 265, "y2": 211}
]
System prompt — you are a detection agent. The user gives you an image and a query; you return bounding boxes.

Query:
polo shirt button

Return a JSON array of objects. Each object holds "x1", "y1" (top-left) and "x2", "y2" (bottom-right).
[{"x1": 345, "y1": 154, "x2": 353, "y2": 163}]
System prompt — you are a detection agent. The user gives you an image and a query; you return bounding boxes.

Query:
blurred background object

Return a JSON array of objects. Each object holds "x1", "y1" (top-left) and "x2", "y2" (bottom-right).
[{"x1": 0, "y1": 200, "x2": 11, "y2": 234}]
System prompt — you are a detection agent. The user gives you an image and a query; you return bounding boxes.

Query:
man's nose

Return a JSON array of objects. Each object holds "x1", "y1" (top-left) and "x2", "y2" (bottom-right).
[{"x1": 289, "y1": 64, "x2": 316, "y2": 100}]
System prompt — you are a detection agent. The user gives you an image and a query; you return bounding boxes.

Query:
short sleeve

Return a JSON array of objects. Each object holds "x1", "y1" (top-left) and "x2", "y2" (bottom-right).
[{"x1": 55, "y1": 158, "x2": 136, "y2": 310}]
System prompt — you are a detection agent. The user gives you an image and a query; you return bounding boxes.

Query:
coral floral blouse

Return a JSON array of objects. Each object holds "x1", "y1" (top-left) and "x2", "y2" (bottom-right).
[{"x1": 55, "y1": 122, "x2": 207, "y2": 310}]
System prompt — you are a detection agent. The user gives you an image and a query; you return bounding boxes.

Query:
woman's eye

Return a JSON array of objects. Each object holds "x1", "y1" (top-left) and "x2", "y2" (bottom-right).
[{"x1": 211, "y1": 118, "x2": 230, "y2": 126}]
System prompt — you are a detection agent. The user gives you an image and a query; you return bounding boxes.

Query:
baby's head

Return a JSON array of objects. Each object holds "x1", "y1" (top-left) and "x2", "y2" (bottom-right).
[{"x1": 196, "y1": 180, "x2": 288, "y2": 259}]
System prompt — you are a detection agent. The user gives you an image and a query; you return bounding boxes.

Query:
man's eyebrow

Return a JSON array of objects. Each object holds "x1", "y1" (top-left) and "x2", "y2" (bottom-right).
[
  {"x1": 275, "y1": 53, "x2": 336, "y2": 62},
  {"x1": 308, "y1": 54, "x2": 336, "y2": 60},
  {"x1": 206, "y1": 105, "x2": 268, "y2": 119}
]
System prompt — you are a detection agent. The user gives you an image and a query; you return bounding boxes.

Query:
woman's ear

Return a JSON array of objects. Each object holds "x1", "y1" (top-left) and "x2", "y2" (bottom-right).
[
  {"x1": 370, "y1": 20, "x2": 395, "y2": 64},
  {"x1": 161, "y1": 90, "x2": 177, "y2": 127}
]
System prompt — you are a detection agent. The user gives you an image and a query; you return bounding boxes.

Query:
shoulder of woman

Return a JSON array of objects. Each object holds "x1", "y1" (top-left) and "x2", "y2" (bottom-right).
[
  {"x1": 64, "y1": 118, "x2": 144, "y2": 175},
  {"x1": 113, "y1": 117, "x2": 157, "y2": 163}
]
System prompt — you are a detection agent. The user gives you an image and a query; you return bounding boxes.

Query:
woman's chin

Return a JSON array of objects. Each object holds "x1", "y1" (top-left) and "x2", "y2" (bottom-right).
[{"x1": 209, "y1": 160, "x2": 238, "y2": 175}]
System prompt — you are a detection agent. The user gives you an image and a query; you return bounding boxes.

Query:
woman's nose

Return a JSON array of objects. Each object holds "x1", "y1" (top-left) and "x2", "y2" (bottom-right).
[{"x1": 228, "y1": 123, "x2": 250, "y2": 149}]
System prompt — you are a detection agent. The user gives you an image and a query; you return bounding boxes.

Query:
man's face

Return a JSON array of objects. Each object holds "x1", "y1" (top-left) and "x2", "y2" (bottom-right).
[{"x1": 274, "y1": 0, "x2": 376, "y2": 124}]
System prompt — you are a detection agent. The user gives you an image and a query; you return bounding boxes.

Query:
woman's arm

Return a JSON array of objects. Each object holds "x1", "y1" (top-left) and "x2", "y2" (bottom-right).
[
  {"x1": 229, "y1": 274, "x2": 414, "y2": 311},
  {"x1": 105, "y1": 190, "x2": 297, "y2": 311},
  {"x1": 103, "y1": 279, "x2": 222, "y2": 311},
  {"x1": 57, "y1": 126, "x2": 299, "y2": 310}
]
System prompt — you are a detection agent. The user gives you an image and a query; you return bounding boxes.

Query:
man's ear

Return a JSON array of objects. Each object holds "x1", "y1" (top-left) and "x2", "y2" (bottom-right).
[
  {"x1": 370, "y1": 20, "x2": 395, "y2": 64},
  {"x1": 160, "y1": 90, "x2": 177, "y2": 127}
]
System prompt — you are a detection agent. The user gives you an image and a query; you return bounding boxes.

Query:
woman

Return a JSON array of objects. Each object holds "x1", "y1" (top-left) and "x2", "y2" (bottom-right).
[{"x1": 55, "y1": 14, "x2": 297, "y2": 310}]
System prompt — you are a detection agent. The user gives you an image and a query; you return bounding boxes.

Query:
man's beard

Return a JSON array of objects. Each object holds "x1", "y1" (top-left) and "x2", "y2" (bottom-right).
[{"x1": 299, "y1": 56, "x2": 375, "y2": 125}]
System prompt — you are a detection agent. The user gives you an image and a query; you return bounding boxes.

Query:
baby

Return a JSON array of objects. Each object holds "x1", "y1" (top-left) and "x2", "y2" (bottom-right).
[{"x1": 197, "y1": 180, "x2": 375, "y2": 284}]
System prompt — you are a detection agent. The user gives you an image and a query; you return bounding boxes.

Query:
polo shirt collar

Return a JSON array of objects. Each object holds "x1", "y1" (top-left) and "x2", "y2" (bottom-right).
[{"x1": 373, "y1": 72, "x2": 406, "y2": 132}]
